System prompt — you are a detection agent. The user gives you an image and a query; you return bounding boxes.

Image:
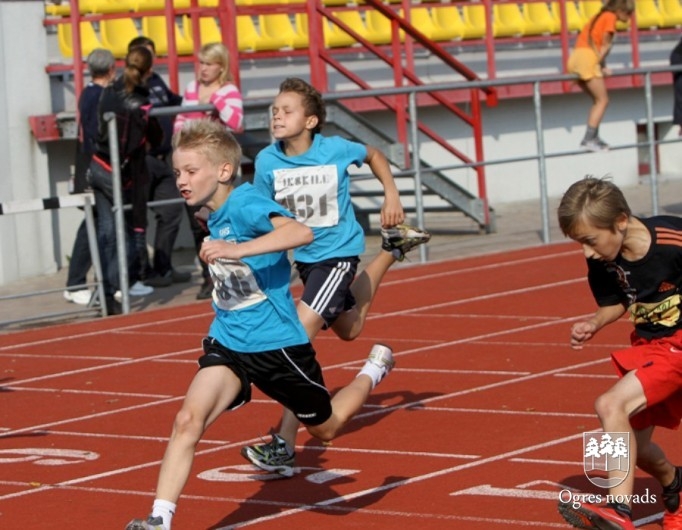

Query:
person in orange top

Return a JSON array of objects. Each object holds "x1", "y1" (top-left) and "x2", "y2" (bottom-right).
[{"x1": 567, "y1": 0, "x2": 634, "y2": 152}]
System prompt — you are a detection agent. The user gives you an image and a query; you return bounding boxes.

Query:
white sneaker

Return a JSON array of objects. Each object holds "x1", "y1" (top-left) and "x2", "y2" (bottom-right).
[{"x1": 63, "y1": 289, "x2": 91, "y2": 305}]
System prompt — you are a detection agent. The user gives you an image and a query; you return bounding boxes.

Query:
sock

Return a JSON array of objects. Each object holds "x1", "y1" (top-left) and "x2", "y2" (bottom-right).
[
  {"x1": 357, "y1": 361, "x2": 382, "y2": 389},
  {"x1": 607, "y1": 502, "x2": 632, "y2": 520},
  {"x1": 583, "y1": 126, "x2": 598, "y2": 141},
  {"x1": 152, "y1": 499, "x2": 177, "y2": 529}
]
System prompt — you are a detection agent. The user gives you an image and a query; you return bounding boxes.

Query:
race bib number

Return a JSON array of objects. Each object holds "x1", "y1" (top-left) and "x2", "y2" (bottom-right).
[
  {"x1": 208, "y1": 258, "x2": 267, "y2": 311},
  {"x1": 272, "y1": 165, "x2": 340, "y2": 227}
]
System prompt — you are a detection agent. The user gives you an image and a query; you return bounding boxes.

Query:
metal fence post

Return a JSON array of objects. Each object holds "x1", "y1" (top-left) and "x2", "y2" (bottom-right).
[
  {"x1": 104, "y1": 112, "x2": 131, "y2": 314},
  {"x1": 408, "y1": 91, "x2": 427, "y2": 263},
  {"x1": 533, "y1": 81, "x2": 550, "y2": 244}
]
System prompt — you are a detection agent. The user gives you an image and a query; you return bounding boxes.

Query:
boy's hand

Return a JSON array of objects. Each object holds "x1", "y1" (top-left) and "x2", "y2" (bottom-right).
[
  {"x1": 200, "y1": 239, "x2": 242, "y2": 264},
  {"x1": 380, "y1": 195, "x2": 405, "y2": 228},
  {"x1": 570, "y1": 321, "x2": 597, "y2": 350}
]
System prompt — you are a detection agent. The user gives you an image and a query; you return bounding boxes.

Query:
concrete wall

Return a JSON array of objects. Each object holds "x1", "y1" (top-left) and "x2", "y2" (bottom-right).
[{"x1": 0, "y1": 1, "x2": 57, "y2": 286}]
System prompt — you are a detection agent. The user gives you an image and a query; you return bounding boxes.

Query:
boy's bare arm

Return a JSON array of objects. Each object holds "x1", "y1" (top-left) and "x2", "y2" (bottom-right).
[
  {"x1": 570, "y1": 303, "x2": 626, "y2": 349},
  {"x1": 200, "y1": 216, "x2": 313, "y2": 263},
  {"x1": 365, "y1": 145, "x2": 404, "y2": 227}
]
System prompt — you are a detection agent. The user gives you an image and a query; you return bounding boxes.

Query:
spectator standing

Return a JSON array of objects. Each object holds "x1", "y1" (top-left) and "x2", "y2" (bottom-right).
[
  {"x1": 63, "y1": 48, "x2": 116, "y2": 306},
  {"x1": 89, "y1": 46, "x2": 161, "y2": 314},
  {"x1": 127, "y1": 36, "x2": 191, "y2": 288}
]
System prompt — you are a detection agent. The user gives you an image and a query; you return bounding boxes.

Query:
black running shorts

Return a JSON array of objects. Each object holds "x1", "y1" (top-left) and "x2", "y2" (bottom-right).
[
  {"x1": 199, "y1": 337, "x2": 332, "y2": 426},
  {"x1": 295, "y1": 256, "x2": 360, "y2": 328}
]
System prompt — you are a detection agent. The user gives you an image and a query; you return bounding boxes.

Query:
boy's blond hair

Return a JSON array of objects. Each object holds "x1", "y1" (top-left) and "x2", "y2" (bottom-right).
[
  {"x1": 557, "y1": 176, "x2": 631, "y2": 238},
  {"x1": 172, "y1": 118, "x2": 242, "y2": 171}
]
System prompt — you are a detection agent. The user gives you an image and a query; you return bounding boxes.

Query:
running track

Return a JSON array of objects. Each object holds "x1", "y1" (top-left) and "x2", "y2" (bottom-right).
[{"x1": 1, "y1": 242, "x2": 678, "y2": 529}]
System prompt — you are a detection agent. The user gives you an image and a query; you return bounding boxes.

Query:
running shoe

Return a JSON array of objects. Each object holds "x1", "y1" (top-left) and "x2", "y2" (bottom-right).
[
  {"x1": 580, "y1": 137, "x2": 610, "y2": 152},
  {"x1": 124, "y1": 515, "x2": 166, "y2": 530},
  {"x1": 63, "y1": 289, "x2": 91, "y2": 305},
  {"x1": 664, "y1": 509, "x2": 682, "y2": 530},
  {"x1": 558, "y1": 502, "x2": 635, "y2": 529},
  {"x1": 380, "y1": 224, "x2": 431, "y2": 261},
  {"x1": 240, "y1": 433, "x2": 295, "y2": 478},
  {"x1": 664, "y1": 467, "x2": 682, "y2": 529},
  {"x1": 364, "y1": 343, "x2": 395, "y2": 386}
]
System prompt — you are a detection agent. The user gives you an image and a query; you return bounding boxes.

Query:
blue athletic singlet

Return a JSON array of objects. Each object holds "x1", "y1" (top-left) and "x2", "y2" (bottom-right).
[
  {"x1": 253, "y1": 134, "x2": 366, "y2": 263},
  {"x1": 206, "y1": 183, "x2": 309, "y2": 352}
]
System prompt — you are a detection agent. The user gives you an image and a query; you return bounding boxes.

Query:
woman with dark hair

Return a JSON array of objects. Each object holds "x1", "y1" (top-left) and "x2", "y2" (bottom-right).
[{"x1": 89, "y1": 45, "x2": 163, "y2": 314}]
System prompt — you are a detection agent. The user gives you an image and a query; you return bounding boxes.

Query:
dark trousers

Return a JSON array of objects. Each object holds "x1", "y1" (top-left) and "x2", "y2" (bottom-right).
[
  {"x1": 145, "y1": 155, "x2": 184, "y2": 277},
  {"x1": 66, "y1": 218, "x2": 92, "y2": 289},
  {"x1": 89, "y1": 160, "x2": 140, "y2": 296}
]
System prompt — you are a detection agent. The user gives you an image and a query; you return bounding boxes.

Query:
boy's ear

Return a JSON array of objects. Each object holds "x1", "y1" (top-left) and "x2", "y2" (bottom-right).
[
  {"x1": 218, "y1": 162, "x2": 235, "y2": 183},
  {"x1": 305, "y1": 115, "x2": 319, "y2": 131}
]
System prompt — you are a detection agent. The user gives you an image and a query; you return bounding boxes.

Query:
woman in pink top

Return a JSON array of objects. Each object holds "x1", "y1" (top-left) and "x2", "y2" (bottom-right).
[
  {"x1": 175, "y1": 42, "x2": 244, "y2": 300},
  {"x1": 174, "y1": 42, "x2": 244, "y2": 133}
]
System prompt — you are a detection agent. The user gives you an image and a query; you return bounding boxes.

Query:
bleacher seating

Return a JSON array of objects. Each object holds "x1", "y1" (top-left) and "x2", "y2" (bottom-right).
[
  {"x1": 57, "y1": 19, "x2": 102, "y2": 58},
  {"x1": 46, "y1": 1, "x2": 677, "y2": 60},
  {"x1": 660, "y1": 0, "x2": 682, "y2": 27}
]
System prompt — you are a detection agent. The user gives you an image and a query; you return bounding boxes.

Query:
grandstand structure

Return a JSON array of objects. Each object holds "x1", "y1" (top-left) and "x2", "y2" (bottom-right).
[{"x1": 0, "y1": 0, "x2": 680, "y2": 287}]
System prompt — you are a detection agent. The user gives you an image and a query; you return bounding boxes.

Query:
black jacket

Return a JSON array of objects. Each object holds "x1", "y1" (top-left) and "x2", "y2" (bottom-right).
[{"x1": 95, "y1": 77, "x2": 163, "y2": 229}]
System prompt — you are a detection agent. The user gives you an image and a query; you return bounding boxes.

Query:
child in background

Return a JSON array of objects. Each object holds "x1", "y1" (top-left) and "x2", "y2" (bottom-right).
[
  {"x1": 240, "y1": 77, "x2": 430, "y2": 477},
  {"x1": 567, "y1": 0, "x2": 634, "y2": 152},
  {"x1": 556, "y1": 176, "x2": 682, "y2": 529},
  {"x1": 124, "y1": 118, "x2": 396, "y2": 530}
]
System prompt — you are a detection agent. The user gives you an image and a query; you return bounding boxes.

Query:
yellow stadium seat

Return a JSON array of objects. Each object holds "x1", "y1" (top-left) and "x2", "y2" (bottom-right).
[
  {"x1": 523, "y1": 2, "x2": 558, "y2": 35},
  {"x1": 405, "y1": 7, "x2": 438, "y2": 41},
  {"x1": 57, "y1": 20, "x2": 103, "y2": 58},
  {"x1": 577, "y1": 0, "x2": 601, "y2": 23},
  {"x1": 365, "y1": 9, "x2": 398, "y2": 45},
  {"x1": 493, "y1": 4, "x2": 526, "y2": 37},
  {"x1": 184, "y1": 16, "x2": 223, "y2": 47},
  {"x1": 291, "y1": 13, "x2": 310, "y2": 48},
  {"x1": 236, "y1": 15, "x2": 259, "y2": 51},
  {"x1": 430, "y1": 5, "x2": 466, "y2": 41},
  {"x1": 660, "y1": 0, "x2": 682, "y2": 27},
  {"x1": 46, "y1": 0, "x2": 102, "y2": 16},
  {"x1": 141, "y1": 15, "x2": 194, "y2": 56},
  {"x1": 260, "y1": 14, "x2": 308, "y2": 49},
  {"x1": 100, "y1": 18, "x2": 140, "y2": 58},
  {"x1": 325, "y1": 10, "x2": 366, "y2": 47},
  {"x1": 254, "y1": 14, "x2": 291, "y2": 50},
  {"x1": 634, "y1": 0, "x2": 663, "y2": 29},
  {"x1": 550, "y1": 1, "x2": 583, "y2": 32},
  {"x1": 460, "y1": 3, "x2": 487, "y2": 39}
]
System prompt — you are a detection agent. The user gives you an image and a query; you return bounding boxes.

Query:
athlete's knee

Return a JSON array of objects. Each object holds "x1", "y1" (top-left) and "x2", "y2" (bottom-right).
[
  {"x1": 306, "y1": 424, "x2": 336, "y2": 443},
  {"x1": 593, "y1": 392, "x2": 624, "y2": 422},
  {"x1": 173, "y1": 408, "x2": 203, "y2": 441}
]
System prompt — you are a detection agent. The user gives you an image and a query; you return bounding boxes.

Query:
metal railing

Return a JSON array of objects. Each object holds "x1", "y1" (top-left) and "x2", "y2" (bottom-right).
[{"x1": 105, "y1": 62, "x2": 682, "y2": 313}]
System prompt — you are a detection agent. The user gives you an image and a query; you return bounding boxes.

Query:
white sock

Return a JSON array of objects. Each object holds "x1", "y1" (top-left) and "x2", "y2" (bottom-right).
[
  {"x1": 152, "y1": 499, "x2": 176, "y2": 529},
  {"x1": 357, "y1": 362, "x2": 383, "y2": 389}
]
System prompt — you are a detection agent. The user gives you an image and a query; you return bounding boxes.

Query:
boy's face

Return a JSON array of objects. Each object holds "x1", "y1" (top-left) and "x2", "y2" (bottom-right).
[
  {"x1": 570, "y1": 215, "x2": 626, "y2": 262},
  {"x1": 173, "y1": 147, "x2": 230, "y2": 209},
  {"x1": 270, "y1": 91, "x2": 317, "y2": 140}
]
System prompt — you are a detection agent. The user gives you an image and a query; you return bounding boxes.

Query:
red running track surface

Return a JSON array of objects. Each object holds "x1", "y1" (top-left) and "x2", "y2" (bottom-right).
[{"x1": 0, "y1": 243, "x2": 677, "y2": 529}]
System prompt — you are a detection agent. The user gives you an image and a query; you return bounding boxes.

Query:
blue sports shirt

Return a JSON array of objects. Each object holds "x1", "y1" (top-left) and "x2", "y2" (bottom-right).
[
  {"x1": 206, "y1": 183, "x2": 309, "y2": 352},
  {"x1": 253, "y1": 134, "x2": 366, "y2": 263}
]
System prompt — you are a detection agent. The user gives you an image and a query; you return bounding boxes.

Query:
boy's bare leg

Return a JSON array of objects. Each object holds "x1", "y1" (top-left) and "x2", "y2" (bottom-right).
[{"x1": 332, "y1": 250, "x2": 395, "y2": 341}]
